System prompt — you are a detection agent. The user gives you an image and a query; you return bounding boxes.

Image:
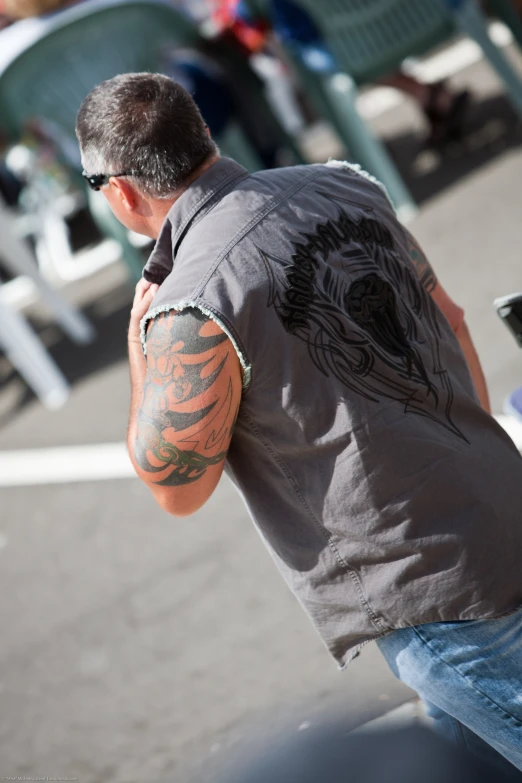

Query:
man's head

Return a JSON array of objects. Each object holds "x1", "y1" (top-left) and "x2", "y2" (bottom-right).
[{"x1": 76, "y1": 72, "x2": 219, "y2": 238}]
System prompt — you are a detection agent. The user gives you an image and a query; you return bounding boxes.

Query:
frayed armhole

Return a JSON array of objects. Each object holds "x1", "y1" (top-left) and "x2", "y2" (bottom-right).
[
  {"x1": 140, "y1": 301, "x2": 252, "y2": 391},
  {"x1": 326, "y1": 159, "x2": 396, "y2": 214}
]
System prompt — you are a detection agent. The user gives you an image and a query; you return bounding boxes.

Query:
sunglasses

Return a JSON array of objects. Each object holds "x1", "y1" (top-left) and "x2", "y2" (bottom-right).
[{"x1": 82, "y1": 170, "x2": 139, "y2": 191}]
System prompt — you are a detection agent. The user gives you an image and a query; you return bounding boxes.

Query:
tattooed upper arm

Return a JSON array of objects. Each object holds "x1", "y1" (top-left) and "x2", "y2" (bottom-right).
[
  {"x1": 405, "y1": 230, "x2": 438, "y2": 294},
  {"x1": 134, "y1": 308, "x2": 241, "y2": 512}
]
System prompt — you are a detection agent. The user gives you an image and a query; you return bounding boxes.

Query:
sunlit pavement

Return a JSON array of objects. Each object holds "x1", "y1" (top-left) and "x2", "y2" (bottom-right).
[{"x1": 1, "y1": 41, "x2": 522, "y2": 783}]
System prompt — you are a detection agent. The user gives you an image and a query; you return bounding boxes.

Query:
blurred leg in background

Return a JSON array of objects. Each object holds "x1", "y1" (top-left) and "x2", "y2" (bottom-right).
[{"x1": 380, "y1": 72, "x2": 471, "y2": 146}]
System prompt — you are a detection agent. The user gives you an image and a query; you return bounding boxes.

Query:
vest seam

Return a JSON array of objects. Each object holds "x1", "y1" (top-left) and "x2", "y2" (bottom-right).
[
  {"x1": 242, "y1": 410, "x2": 388, "y2": 635},
  {"x1": 143, "y1": 168, "x2": 248, "y2": 283},
  {"x1": 172, "y1": 170, "x2": 250, "y2": 256},
  {"x1": 173, "y1": 169, "x2": 249, "y2": 250},
  {"x1": 191, "y1": 167, "x2": 325, "y2": 300}
]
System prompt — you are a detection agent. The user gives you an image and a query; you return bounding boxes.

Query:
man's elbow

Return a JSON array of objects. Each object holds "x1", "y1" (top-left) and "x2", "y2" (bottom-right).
[
  {"x1": 128, "y1": 444, "x2": 220, "y2": 517},
  {"x1": 149, "y1": 485, "x2": 209, "y2": 518},
  {"x1": 127, "y1": 448, "x2": 199, "y2": 516}
]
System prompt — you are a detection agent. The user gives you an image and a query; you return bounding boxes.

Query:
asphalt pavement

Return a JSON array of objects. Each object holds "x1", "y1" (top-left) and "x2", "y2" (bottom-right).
[{"x1": 1, "y1": 45, "x2": 522, "y2": 783}]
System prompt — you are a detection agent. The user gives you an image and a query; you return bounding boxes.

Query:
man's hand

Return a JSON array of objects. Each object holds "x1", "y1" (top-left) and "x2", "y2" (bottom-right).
[
  {"x1": 128, "y1": 278, "x2": 159, "y2": 344},
  {"x1": 127, "y1": 278, "x2": 160, "y2": 478}
]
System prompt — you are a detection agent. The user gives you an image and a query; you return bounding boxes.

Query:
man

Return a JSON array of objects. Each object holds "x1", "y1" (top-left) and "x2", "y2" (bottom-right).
[{"x1": 76, "y1": 73, "x2": 522, "y2": 775}]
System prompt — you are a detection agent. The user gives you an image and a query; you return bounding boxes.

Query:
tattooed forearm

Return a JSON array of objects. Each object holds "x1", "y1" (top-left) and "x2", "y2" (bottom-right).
[
  {"x1": 406, "y1": 232, "x2": 438, "y2": 294},
  {"x1": 135, "y1": 308, "x2": 239, "y2": 487},
  {"x1": 135, "y1": 432, "x2": 228, "y2": 486}
]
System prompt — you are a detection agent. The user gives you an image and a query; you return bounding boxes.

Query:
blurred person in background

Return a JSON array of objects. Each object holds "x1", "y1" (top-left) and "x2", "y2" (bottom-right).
[
  {"x1": 164, "y1": 49, "x2": 236, "y2": 138},
  {"x1": 211, "y1": 0, "x2": 471, "y2": 146},
  {"x1": 76, "y1": 73, "x2": 522, "y2": 777},
  {"x1": 162, "y1": 44, "x2": 288, "y2": 167},
  {"x1": 179, "y1": 0, "x2": 302, "y2": 163}
]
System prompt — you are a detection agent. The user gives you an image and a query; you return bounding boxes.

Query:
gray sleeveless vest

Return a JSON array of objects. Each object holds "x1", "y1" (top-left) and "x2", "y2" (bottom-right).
[{"x1": 141, "y1": 158, "x2": 522, "y2": 666}]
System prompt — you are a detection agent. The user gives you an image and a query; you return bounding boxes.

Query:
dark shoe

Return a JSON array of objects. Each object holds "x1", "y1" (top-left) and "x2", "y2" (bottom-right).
[{"x1": 424, "y1": 82, "x2": 471, "y2": 147}]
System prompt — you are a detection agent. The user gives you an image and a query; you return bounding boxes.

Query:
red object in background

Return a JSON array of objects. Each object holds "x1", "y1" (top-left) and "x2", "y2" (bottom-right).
[
  {"x1": 0, "y1": 0, "x2": 9, "y2": 27},
  {"x1": 210, "y1": 0, "x2": 269, "y2": 53}
]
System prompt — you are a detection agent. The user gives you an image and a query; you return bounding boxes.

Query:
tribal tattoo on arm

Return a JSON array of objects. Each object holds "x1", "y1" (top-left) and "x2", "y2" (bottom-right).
[
  {"x1": 406, "y1": 230, "x2": 438, "y2": 294},
  {"x1": 135, "y1": 309, "x2": 241, "y2": 488}
]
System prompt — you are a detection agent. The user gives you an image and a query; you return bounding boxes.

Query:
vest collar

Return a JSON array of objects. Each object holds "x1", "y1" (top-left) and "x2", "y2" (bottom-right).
[{"x1": 142, "y1": 157, "x2": 249, "y2": 284}]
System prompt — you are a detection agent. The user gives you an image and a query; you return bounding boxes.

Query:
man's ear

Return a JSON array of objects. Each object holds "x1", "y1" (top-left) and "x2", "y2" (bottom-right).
[{"x1": 109, "y1": 176, "x2": 138, "y2": 212}]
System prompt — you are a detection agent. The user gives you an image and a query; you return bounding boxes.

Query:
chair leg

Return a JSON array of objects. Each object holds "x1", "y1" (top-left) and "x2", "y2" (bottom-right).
[
  {"x1": 454, "y1": 0, "x2": 522, "y2": 118},
  {"x1": 489, "y1": 0, "x2": 522, "y2": 51},
  {"x1": 0, "y1": 201, "x2": 95, "y2": 345},
  {"x1": 323, "y1": 72, "x2": 418, "y2": 223},
  {"x1": 0, "y1": 296, "x2": 69, "y2": 410}
]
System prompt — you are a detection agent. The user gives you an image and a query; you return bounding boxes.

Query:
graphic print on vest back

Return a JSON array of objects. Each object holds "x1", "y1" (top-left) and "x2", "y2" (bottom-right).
[{"x1": 258, "y1": 192, "x2": 468, "y2": 443}]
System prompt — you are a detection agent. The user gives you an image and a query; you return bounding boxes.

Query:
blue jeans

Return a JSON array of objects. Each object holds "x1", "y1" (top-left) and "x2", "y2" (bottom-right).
[{"x1": 377, "y1": 607, "x2": 522, "y2": 779}]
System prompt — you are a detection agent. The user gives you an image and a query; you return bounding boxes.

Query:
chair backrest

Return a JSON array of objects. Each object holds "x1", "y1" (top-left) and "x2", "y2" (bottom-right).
[
  {"x1": 275, "y1": 0, "x2": 456, "y2": 83},
  {"x1": 0, "y1": 0, "x2": 199, "y2": 141}
]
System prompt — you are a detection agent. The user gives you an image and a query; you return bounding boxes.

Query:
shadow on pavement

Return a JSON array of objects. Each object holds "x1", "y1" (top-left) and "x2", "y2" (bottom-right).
[{"x1": 387, "y1": 93, "x2": 522, "y2": 204}]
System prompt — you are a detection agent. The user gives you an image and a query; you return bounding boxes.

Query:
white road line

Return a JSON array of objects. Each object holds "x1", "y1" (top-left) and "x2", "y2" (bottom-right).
[
  {"x1": 0, "y1": 413, "x2": 521, "y2": 487},
  {"x1": 358, "y1": 22, "x2": 513, "y2": 120},
  {"x1": 0, "y1": 442, "x2": 134, "y2": 487}
]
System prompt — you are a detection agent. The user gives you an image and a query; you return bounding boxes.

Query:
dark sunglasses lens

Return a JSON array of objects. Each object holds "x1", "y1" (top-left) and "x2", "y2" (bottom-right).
[{"x1": 82, "y1": 172, "x2": 104, "y2": 191}]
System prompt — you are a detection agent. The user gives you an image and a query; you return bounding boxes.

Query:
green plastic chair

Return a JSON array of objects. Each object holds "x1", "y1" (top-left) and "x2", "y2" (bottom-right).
[
  {"x1": 262, "y1": 0, "x2": 522, "y2": 221},
  {"x1": 293, "y1": 0, "x2": 455, "y2": 84},
  {"x1": 0, "y1": 0, "x2": 277, "y2": 281}
]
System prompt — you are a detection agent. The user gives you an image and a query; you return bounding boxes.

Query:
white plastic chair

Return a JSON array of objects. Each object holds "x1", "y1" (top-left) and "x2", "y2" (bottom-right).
[{"x1": 0, "y1": 196, "x2": 95, "y2": 408}]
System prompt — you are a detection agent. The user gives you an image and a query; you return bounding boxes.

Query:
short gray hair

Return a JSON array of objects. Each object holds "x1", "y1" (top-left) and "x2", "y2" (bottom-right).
[{"x1": 76, "y1": 72, "x2": 218, "y2": 199}]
